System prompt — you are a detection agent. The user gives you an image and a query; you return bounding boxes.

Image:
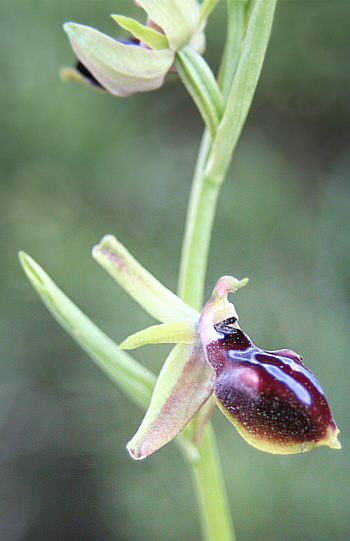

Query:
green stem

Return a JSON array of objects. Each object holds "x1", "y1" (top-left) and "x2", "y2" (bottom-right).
[
  {"x1": 181, "y1": 423, "x2": 236, "y2": 541},
  {"x1": 177, "y1": 0, "x2": 244, "y2": 309},
  {"x1": 178, "y1": 0, "x2": 276, "y2": 309},
  {"x1": 177, "y1": 128, "x2": 218, "y2": 310},
  {"x1": 177, "y1": 0, "x2": 277, "y2": 539}
]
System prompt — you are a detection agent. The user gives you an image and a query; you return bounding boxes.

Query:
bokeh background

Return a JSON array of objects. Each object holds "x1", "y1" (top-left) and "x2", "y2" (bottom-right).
[{"x1": 1, "y1": 1, "x2": 350, "y2": 540}]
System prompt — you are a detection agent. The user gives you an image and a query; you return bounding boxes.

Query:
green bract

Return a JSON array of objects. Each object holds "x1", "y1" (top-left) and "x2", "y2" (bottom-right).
[{"x1": 63, "y1": 0, "x2": 207, "y2": 96}]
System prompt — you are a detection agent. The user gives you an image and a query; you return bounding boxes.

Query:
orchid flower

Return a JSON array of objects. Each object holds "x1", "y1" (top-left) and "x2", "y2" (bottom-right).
[
  {"x1": 61, "y1": 0, "x2": 211, "y2": 96},
  {"x1": 20, "y1": 236, "x2": 340, "y2": 460},
  {"x1": 92, "y1": 236, "x2": 341, "y2": 459}
]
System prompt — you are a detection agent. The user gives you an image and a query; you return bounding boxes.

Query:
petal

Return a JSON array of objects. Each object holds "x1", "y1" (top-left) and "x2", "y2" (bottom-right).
[
  {"x1": 63, "y1": 23, "x2": 174, "y2": 96},
  {"x1": 136, "y1": 0, "x2": 200, "y2": 51},
  {"x1": 127, "y1": 342, "x2": 215, "y2": 459},
  {"x1": 119, "y1": 319, "x2": 198, "y2": 349},
  {"x1": 112, "y1": 15, "x2": 169, "y2": 50},
  {"x1": 92, "y1": 235, "x2": 199, "y2": 323}
]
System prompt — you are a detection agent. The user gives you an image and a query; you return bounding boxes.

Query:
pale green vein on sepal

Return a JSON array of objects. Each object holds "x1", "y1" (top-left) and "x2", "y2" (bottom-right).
[
  {"x1": 127, "y1": 342, "x2": 215, "y2": 459},
  {"x1": 92, "y1": 235, "x2": 199, "y2": 323},
  {"x1": 120, "y1": 319, "x2": 198, "y2": 350},
  {"x1": 112, "y1": 15, "x2": 169, "y2": 50},
  {"x1": 18, "y1": 251, "x2": 155, "y2": 410}
]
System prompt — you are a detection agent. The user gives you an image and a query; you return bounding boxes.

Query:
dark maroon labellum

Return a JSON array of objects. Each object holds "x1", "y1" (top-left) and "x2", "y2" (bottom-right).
[{"x1": 205, "y1": 318, "x2": 340, "y2": 454}]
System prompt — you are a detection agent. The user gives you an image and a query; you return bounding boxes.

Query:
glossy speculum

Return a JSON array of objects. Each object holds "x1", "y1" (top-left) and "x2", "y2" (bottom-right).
[{"x1": 205, "y1": 317, "x2": 340, "y2": 453}]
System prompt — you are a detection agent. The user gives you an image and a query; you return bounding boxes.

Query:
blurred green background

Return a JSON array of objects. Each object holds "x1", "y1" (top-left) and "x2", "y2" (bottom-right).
[{"x1": 1, "y1": 1, "x2": 350, "y2": 540}]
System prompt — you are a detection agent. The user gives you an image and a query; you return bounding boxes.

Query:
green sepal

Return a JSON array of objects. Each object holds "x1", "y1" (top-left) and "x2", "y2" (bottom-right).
[
  {"x1": 127, "y1": 342, "x2": 215, "y2": 459},
  {"x1": 92, "y1": 235, "x2": 199, "y2": 323},
  {"x1": 120, "y1": 319, "x2": 198, "y2": 350},
  {"x1": 136, "y1": 0, "x2": 200, "y2": 51},
  {"x1": 18, "y1": 252, "x2": 155, "y2": 410},
  {"x1": 63, "y1": 23, "x2": 174, "y2": 96},
  {"x1": 111, "y1": 15, "x2": 169, "y2": 50}
]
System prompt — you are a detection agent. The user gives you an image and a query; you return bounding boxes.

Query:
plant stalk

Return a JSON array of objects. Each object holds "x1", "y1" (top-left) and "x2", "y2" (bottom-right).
[
  {"x1": 177, "y1": 128, "x2": 218, "y2": 310},
  {"x1": 181, "y1": 423, "x2": 236, "y2": 541},
  {"x1": 177, "y1": 0, "x2": 277, "y2": 539}
]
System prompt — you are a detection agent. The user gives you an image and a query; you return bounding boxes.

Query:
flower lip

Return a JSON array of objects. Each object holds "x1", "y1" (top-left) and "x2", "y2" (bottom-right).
[
  {"x1": 205, "y1": 317, "x2": 341, "y2": 454},
  {"x1": 215, "y1": 319, "x2": 251, "y2": 352}
]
